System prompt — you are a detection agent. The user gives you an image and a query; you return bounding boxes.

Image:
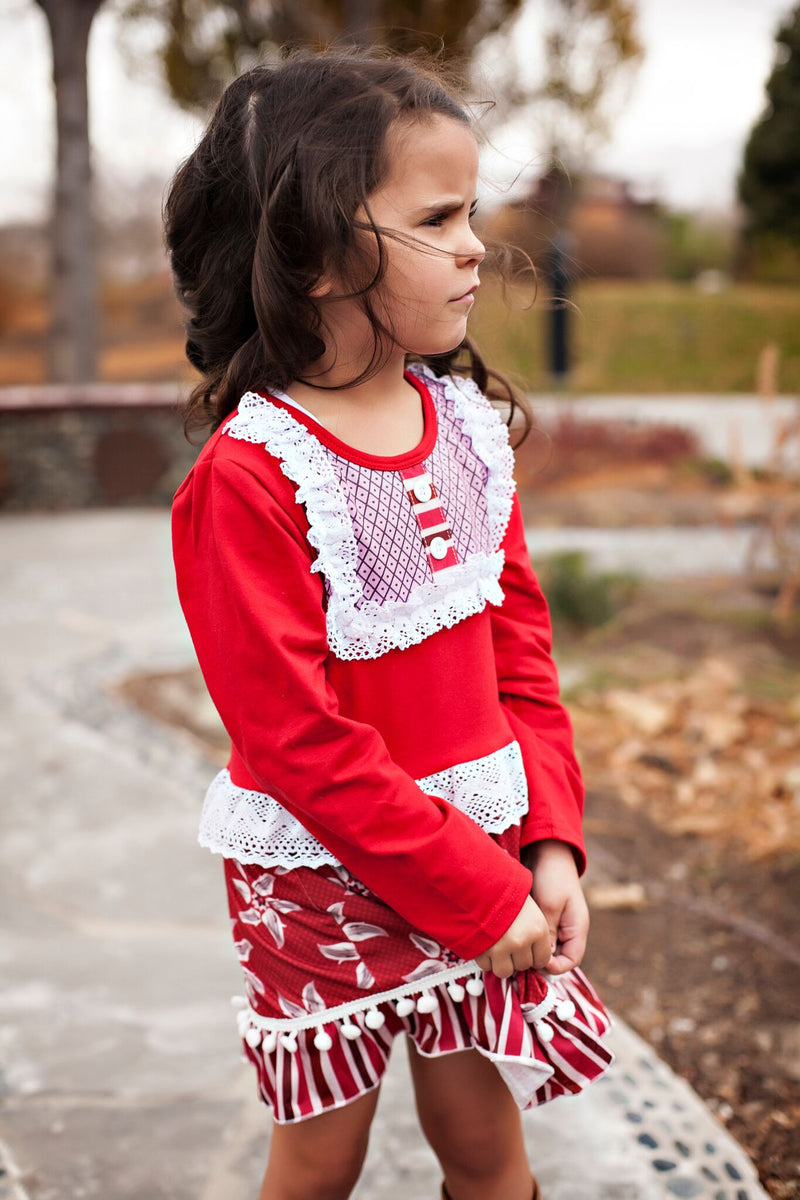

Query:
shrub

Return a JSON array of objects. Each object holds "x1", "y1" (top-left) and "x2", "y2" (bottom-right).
[{"x1": 537, "y1": 550, "x2": 639, "y2": 630}]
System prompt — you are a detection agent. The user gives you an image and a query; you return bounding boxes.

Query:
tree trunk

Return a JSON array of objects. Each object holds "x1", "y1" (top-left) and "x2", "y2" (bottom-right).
[{"x1": 35, "y1": 0, "x2": 103, "y2": 382}]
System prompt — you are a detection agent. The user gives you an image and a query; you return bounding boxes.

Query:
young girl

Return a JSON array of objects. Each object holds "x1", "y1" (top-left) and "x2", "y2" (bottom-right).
[{"x1": 169, "y1": 49, "x2": 612, "y2": 1200}]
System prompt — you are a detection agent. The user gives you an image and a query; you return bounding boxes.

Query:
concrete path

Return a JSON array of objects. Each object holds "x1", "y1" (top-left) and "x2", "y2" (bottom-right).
[{"x1": 0, "y1": 511, "x2": 768, "y2": 1200}]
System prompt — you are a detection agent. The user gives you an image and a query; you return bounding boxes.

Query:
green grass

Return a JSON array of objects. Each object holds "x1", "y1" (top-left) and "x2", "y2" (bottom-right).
[{"x1": 470, "y1": 279, "x2": 800, "y2": 393}]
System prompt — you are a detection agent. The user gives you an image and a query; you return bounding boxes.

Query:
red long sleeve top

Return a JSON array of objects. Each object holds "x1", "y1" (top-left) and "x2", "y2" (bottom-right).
[{"x1": 172, "y1": 366, "x2": 584, "y2": 961}]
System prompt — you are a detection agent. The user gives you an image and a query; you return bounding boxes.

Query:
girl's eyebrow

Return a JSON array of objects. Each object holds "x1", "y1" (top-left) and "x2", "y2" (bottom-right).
[{"x1": 412, "y1": 198, "x2": 477, "y2": 218}]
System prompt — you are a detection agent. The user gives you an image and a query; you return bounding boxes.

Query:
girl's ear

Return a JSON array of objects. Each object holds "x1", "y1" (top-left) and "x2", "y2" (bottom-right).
[
  {"x1": 310, "y1": 275, "x2": 334, "y2": 299},
  {"x1": 310, "y1": 256, "x2": 340, "y2": 299}
]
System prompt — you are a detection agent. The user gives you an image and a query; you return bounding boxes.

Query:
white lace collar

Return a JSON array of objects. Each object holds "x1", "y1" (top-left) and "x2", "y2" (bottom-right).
[{"x1": 222, "y1": 367, "x2": 516, "y2": 660}]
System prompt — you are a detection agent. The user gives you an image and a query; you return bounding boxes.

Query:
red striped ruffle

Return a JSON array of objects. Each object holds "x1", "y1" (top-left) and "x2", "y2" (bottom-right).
[{"x1": 235, "y1": 966, "x2": 612, "y2": 1124}]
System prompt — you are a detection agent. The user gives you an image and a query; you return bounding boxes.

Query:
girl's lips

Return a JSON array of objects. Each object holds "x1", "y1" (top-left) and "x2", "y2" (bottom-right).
[{"x1": 450, "y1": 285, "x2": 479, "y2": 304}]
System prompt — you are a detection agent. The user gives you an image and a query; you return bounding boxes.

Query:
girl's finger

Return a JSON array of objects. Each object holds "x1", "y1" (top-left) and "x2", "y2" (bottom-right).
[
  {"x1": 510, "y1": 946, "x2": 534, "y2": 974},
  {"x1": 532, "y1": 933, "x2": 553, "y2": 970},
  {"x1": 546, "y1": 929, "x2": 587, "y2": 974},
  {"x1": 544, "y1": 952, "x2": 574, "y2": 975}
]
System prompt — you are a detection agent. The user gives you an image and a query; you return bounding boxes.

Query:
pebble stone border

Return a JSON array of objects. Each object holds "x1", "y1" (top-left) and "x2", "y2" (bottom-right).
[{"x1": 595, "y1": 1022, "x2": 768, "y2": 1200}]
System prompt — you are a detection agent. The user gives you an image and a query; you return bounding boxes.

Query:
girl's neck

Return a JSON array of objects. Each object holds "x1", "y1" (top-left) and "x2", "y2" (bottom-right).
[{"x1": 285, "y1": 354, "x2": 425, "y2": 458}]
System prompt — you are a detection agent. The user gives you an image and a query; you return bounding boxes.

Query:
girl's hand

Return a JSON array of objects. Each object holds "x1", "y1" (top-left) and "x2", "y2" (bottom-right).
[
  {"x1": 523, "y1": 839, "x2": 589, "y2": 975},
  {"x1": 474, "y1": 895, "x2": 552, "y2": 979}
]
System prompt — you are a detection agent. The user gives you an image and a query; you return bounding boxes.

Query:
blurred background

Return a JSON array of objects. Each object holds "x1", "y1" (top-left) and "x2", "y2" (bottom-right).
[{"x1": 1, "y1": 3, "x2": 799, "y2": 1198}]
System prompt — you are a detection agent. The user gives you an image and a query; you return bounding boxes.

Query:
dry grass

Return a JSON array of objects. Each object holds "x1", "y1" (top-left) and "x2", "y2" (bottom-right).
[
  {"x1": 0, "y1": 272, "x2": 188, "y2": 386},
  {"x1": 471, "y1": 278, "x2": 800, "y2": 393},
  {"x1": 4, "y1": 272, "x2": 800, "y2": 392}
]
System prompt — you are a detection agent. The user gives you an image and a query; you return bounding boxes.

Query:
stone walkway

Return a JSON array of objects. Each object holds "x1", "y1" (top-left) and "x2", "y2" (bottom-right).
[{"x1": 0, "y1": 511, "x2": 768, "y2": 1200}]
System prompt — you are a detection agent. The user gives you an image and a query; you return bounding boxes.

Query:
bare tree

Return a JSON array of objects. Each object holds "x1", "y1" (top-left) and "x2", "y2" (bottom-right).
[
  {"x1": 120, "y1": 0, "x2": 525, "y2": 111},
  {"x1": 481, "y1": 0, "x2": 643, "y2": 177},
  {"x1": 538, "y1": 0, "x2": 643, "y2": 166},
  {"x1": 35, "y1": 0, "x2": 104, "y2": 382}
]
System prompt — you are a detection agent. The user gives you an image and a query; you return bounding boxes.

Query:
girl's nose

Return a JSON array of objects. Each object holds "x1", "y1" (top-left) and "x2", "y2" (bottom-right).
[{"x1": 458, "y1": 231, "x2": 485, "y2": 267}]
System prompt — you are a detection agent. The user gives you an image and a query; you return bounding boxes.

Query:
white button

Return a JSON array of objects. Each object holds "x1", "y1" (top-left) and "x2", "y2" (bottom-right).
[
  {"x1": 413, "y1": 480, "x2": 433, "y2": 503},
  {"x1": 429, "y1": 536, "x2": 449, "y2": 561}
]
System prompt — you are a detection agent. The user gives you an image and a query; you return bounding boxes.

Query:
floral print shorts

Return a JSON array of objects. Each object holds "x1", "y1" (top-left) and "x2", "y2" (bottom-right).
[{"x1": 224, "y1": 854, "x2": 613, "y2": 1123}]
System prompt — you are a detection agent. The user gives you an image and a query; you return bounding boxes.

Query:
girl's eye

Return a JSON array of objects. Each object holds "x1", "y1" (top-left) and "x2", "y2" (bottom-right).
[{"x1": 423, "y1": 203, "x2": 478, "y2": 229}]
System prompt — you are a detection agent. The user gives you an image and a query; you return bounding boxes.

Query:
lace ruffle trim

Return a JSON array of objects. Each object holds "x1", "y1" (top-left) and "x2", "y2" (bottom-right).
[
  {"x1": 222, "y1": 373, "x2": 515, "y2": 661},
  {"x1": 198, "y1": 741, "x2": 528, "y2": 870}
]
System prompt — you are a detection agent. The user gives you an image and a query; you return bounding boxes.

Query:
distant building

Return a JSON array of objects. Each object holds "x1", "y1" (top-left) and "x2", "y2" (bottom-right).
[{"x1": 483, "y1": 167, "x2": 665, "y2": 281}]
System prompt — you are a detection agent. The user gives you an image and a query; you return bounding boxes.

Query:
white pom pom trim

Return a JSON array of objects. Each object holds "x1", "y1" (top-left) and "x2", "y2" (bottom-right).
[{"x1": 233, "y1": 960, "x2": 537, "y2": 1051}]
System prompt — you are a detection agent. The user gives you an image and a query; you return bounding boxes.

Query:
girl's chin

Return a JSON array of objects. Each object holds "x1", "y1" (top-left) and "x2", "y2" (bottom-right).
[{"x1": 405, "y1": 330, "x2": 470, "y2": 359}]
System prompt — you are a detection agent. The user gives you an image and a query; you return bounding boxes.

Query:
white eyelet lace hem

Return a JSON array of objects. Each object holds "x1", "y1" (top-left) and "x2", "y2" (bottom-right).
[
  {"x1": 198, "y1": 741, "x2": 528, "y2": 869},
  {"x1": 222, "y1": 369, "x2": 516, "y2": 661}
]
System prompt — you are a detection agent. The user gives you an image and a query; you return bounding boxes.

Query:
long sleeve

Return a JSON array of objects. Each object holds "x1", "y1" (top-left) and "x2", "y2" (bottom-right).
[
  {"x1": 491, "y1": 495, "x2": 586, "y2": 871},
  {"x1": 172, "y1": 444, "x2": 534, "y2": 959}
]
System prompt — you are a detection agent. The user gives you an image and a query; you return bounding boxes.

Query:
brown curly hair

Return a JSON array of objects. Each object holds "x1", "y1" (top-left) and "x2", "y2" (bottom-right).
[{"x1": 164, "y1": 47, "x2": 529, "y2": 438}]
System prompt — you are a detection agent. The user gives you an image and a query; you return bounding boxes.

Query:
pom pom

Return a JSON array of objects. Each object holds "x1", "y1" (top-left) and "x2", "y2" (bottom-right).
[
  {"x1": 416, "y1": 992, "x2": 439, "y2": 1014},
  {"x1": 263, "y1": 1031, "x2": 278, "y2": 1053},
  {"x1": 395, "y1": 997, "x2": 416, "y2": 1018},
  {"x1": 536, "y1": 1021, "x2": 554, "y2": 1043},
  {"x1": 230, "y1": 995, "x2": 248, "y2": 1010},
  {"x1": 447, "y1": 982, "x2": 466, "y2": 1003},
  {"x1": 466, "y1": 976, "x2": 485, "y2": 996},
  {"x1": 244, "y1": 1027, "x2": 262, "y2": 1048},
  {"x1": 364, "y1": 1008, "x2": 386, "y2": 1029},
  {"x1": 340, "y1": 1022, "x2": 362, "y2": 1040},
  {"x1": 556, "y1": 999, "x2": 576, "y2": 1021},
  {"x1": 313, "y1": 1029, "x2": 333, "y2": 1052},
  {"x1": 280, "y1": 1033, "x2": 299, "y2": 1053}
]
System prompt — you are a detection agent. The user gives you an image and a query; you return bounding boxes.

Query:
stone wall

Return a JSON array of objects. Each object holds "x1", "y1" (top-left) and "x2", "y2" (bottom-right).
[{"x1": 0, "y1": 385, "x2": 205, "y2": 510}]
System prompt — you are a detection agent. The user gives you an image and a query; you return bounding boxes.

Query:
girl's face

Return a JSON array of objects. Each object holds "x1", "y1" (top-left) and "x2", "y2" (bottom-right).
[
  {"x1": 322, "y1": 114, "x2": 484, "y2": 369},
  {"x1": 365, "y1": 114, "x2": 485, "y2": 358}
]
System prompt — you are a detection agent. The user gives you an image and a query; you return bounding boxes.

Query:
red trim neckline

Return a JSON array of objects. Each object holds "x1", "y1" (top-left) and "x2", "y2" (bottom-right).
[{"x1": 250, "y1": 370, "x2": 437, "y2": 471}]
